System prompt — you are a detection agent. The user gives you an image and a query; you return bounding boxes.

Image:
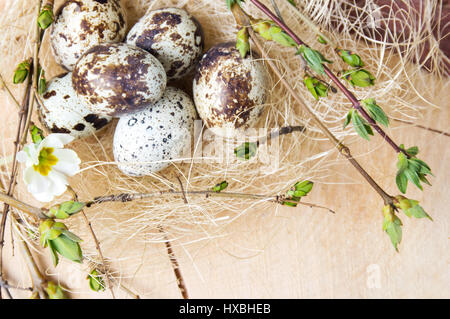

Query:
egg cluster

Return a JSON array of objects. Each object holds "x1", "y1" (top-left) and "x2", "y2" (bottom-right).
[{"x1": 41, "y1": 0, "x2": 269, "y2": 176}]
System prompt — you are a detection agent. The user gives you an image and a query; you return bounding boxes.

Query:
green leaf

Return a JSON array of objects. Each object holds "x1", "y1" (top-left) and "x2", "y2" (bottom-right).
[
  {"x1": 270, "y1": 25, "x2": 297, "y2": 47},
  {"x1": 88, "y1": 269, "x2": 105, "y2": 292},
  {"x1": 337, "y1": 49, "x2": 364, "y2": 67},
  {"x1": 13, "y1": 60, "x2": 30, "y2": 84},
  {"x1": 30, "y1": 125, "x2": 44, "y2": 144},
  {"x1": 45, "y1": 281, "x2": 66, "y2": 299},
  {"x1": 59, "y1": 201, "x2": 85, "y2": 216},
  {"x1": 60, "y1": 230, "x2": 83, "y2": 243},
  {"x1": 304, "y1": 76, "x2": 329, "y2": 100},
  {"x1": 396, "y1": 171, "x2": 408, "y2": 194},
  {"x1": 406, "y1": 146, "x2": 419, "y2": 156},
  {"x1": 404, "y1": 168, "x2": 423, "y2": 191},
  {"x1": 408, "y1": 204, "x2": 431, "y2": 220},
  {"x1": 38, "y1": 4, "x2": 54, "y2": 30},
  {"x1": 362, "y1": 98, "x2": 389, "y2": 127},
  {"x1": 293, "y1": 180, "x2": 313, "y2": 196},
  {"x1": 48, "y1": 240, "x2": 59, "y2": 266},
  {"x1": 317, "y1": 35, "x2": 327, "y2": 44},
  {"x1": 234, "y1": 142, "x2": 258, "y2": 160},
  {"x1": 297, "y1": 45, "x2": 332, "y2": 75},
  {"x1": 236, "y1": 27, "x2": 250, "y2": 58},
  {"x1": 397, "y1": 152, "x2": 408, "y2": 172},
  {"x1": 343, "y1": 69, "x2": 375, "y2": 87},
  {"x1": 51, "y1": 234, "x2": 83, "y2": 263},
  {"x1": 286, "y1": 0, "x2": 297, "y2": 7},
  {"x1": 418, "y1": 173, "x2": 432, "y2": 186},
  {"x1": 212, "y1": 181, "x2": 228, "y2": 192},
  {"x1": 385, "y1": 215, "x2": 402, "y2": 251},
  {"x1": 282, "y1": 200, "x2": 298, "y2": 207},
  {"x1": 343, "y1": 110, "x2": 352, "y2": 128},
  {"x1": 351, "y1": 110, "x2": 372, "y2": 140}
]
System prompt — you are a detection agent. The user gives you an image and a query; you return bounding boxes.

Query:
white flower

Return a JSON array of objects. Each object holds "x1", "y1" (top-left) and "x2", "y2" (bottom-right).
[{"x1": 17, "y1": 134, "x2": 81, "y2": 202}]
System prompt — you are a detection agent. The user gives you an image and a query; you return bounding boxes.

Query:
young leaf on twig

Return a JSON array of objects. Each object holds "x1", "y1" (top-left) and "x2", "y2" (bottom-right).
[
  {"x1": 304, "y1": 75, "x2": 329, "y2": 100},
  {"x1": 283, "y1": 180, "x2": 313, "y2": 207},
  {"x1": 344, "y1": 109, "x2": 374, "y2": 140},
  {"x1": 342, "y1": 69, "x2": 375, "y2": 87},
  {"x1": 361, "y1": 98, "x2": 389, "y2": 127},
  {"x1": 337, "y1": 49, "x2": 363, "y2": 68},
  {"x1": 39, "y1": 220, "x2": 83, "y2": 266},
  {"x1": 396, "y1": 145, "x2": 432, "y2": 193},
  {"x1": 88, "y1": 269, "x2": 105, "y2": 292},
  {"x1": 13, "y1": 60, "x2": 31, "y2": 84},
  {"x1": 212, "y1": 181, "x2": 229, "y2": 192},
  {"x1": 382, "y1": 204, "x2": 402, "y2": 251},
  {"x1": 297, "y1": 45, "x2": 332, "y2": 75},
  {"x1": 234, "y1": 142, "x2": 258, "y2": 160}
]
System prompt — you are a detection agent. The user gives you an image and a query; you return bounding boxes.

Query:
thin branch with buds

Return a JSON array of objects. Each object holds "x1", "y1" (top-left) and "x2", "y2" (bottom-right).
[
  {"x1": 230, "y1": 4, "x2": 394, "y2": 206},
  {"x1": 248, "y1": 0, "x2": 408, "y2": 157},
  {"x1": 66, "y1": 186, "x2": 116, "y2": 299}
]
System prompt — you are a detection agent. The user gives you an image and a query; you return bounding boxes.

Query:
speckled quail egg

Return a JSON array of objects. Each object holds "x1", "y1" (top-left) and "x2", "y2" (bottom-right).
[
  {"x1": 38, "y1": 72, "x2": 111, "y2": 139},
  {"x1": 126, "y1": 7, "x2": 204, "y2": 81},
  {"x1": 50, "y1": 0, "x2": 127, "y2": 70},
  {"x1": 113, "y1": 87, "x2": 198, "y2": 176},
  {"x1": 193, "y1": 42, "x2": 269, "y2": 137},
  {"x1": 72, "y1": 43, "x2": 167, "y2": 117}
]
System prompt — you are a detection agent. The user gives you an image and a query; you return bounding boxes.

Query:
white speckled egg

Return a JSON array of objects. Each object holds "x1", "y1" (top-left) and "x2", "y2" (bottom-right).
[
  {"x1": 50, "y1": 0, "x2": 127, "y2": 70},
  {"x1": 126, "y1": 7, "x2": 204, "y2": 81},
  {"x1": 38, "y1": 72, "x2": 112, "y2": 139},
  {"x1": 113, "y1": 87, "x2": 197, "y2": 176},
  {"x1": 72, "y1": 43, "x2": 167, "y2": 117},
  {"x1": 193, "y1": 42, "x2": 269, "y2": 137}
]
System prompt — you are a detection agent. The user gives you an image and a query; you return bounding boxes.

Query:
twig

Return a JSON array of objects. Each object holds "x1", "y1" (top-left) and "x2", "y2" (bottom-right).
[
  {"x1": 176, "y1": 176, "x2": 189, "y2": 204},
  {"x1": 0, "y1": 73, "x2": 24, "y2": 110},
  {"x1": 12, "y1": 219, "x2": 47, "y2": 298},
  {"x1": 393, "y1": 118, "x2": 450, "y2": 137},
  {"x1": 0, "y1": 193, "x2": 44, "y2": 220},
  {"x1": 257, "y1": 125, "x2": 305, "y2": 145},
  {"x1": 158, "y1": 226, "x2": 189, "y2": 299},
  {"x1": 87, "y1": 190, "x2": 334, "y2": 212},
  {"x1": 0, "y1": 76, "x2": 32, "y2": 299},
  {"x1": 248, "y1": 0, "x2": 408, "y2": 157},
  {"x1": 231, "y1": 4, "x2": 394, "y2": 206},
  {"x1": 20, "y1": 0, "x2": 42, "y2": 146},
  {"x1": 67, "y1": 186, "x2": 115, "y2": 299}
]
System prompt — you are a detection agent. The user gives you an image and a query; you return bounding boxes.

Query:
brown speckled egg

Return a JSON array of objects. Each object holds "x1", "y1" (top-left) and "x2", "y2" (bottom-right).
[
  {"x1": 38, "y1": 72, "x2": 112, "y2": 139},
  {"x1": 126, "y1": 7, "x2": 204, "y2": 81},
  {"x1": 50, "y1": 0, "x2": 127, "y2": 70},
  {"x1": 72, "y1": 43, "x2": 167, "y2": 117},
  {"x1": 193, "y1": 42, "x2": 269, "y2": 137},
  {"x1": 113, "y1": 87, "x2": 197, "y2": 176}
]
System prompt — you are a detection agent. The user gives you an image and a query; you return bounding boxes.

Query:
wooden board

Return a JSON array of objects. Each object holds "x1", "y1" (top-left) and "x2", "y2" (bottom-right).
[{"x1": 0, "y1": 0, "x2": 448, "y2": 299}]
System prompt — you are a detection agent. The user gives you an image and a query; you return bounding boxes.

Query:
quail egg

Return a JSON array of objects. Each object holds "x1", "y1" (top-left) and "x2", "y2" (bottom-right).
[
  {"x1": 193, "y1": 42, "x2": 269, "y2": 137},
  {"x1": 38, "y1": 72, "x2": 111, "y2": 139},
  {"x1": 113, "y1": 87, "x2": 197, "y2": 176},
  {"x1": 126, "y1": 7, "x2": 204, "y2": 81},
  {"x1": 72, "y1": 43, "x2": 167, "y2": 117},
  {"x1": 51, "y1": 0, "x2": 127, "y2": 70}
]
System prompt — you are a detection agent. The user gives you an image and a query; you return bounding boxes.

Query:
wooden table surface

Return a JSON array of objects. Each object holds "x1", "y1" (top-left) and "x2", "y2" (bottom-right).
[{"x1": 0, "y1": 0, "x2": 448, "y2": 299}]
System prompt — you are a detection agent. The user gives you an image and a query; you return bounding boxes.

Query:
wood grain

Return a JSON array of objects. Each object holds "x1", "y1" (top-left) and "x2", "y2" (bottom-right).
[{"x1": 0, "y1": 0, "x2": 448, "y2": 299}]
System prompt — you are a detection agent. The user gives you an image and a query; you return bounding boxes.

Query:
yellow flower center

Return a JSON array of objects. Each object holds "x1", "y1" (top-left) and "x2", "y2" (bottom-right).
[{"x1": 33, "y1": 147, "x2": 58, "y2": 176}]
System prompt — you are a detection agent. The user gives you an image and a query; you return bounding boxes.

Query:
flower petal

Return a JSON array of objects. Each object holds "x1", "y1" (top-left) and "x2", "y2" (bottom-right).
[
  {"x1": 41, "y1": 134, "x2": 74, "y2": 149},
  {"x1": 24, "y1": 166, "x2": 50, "y2": 194},
  {"x1": 52, "y1": 149, "x2": 81, "y2": 176},
  {"x1": 47, "y1": 170, "x2": 69, "y2": 197},
  {"x1": 16, "y1": 150, "x2": 28, "y2": 163}
]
